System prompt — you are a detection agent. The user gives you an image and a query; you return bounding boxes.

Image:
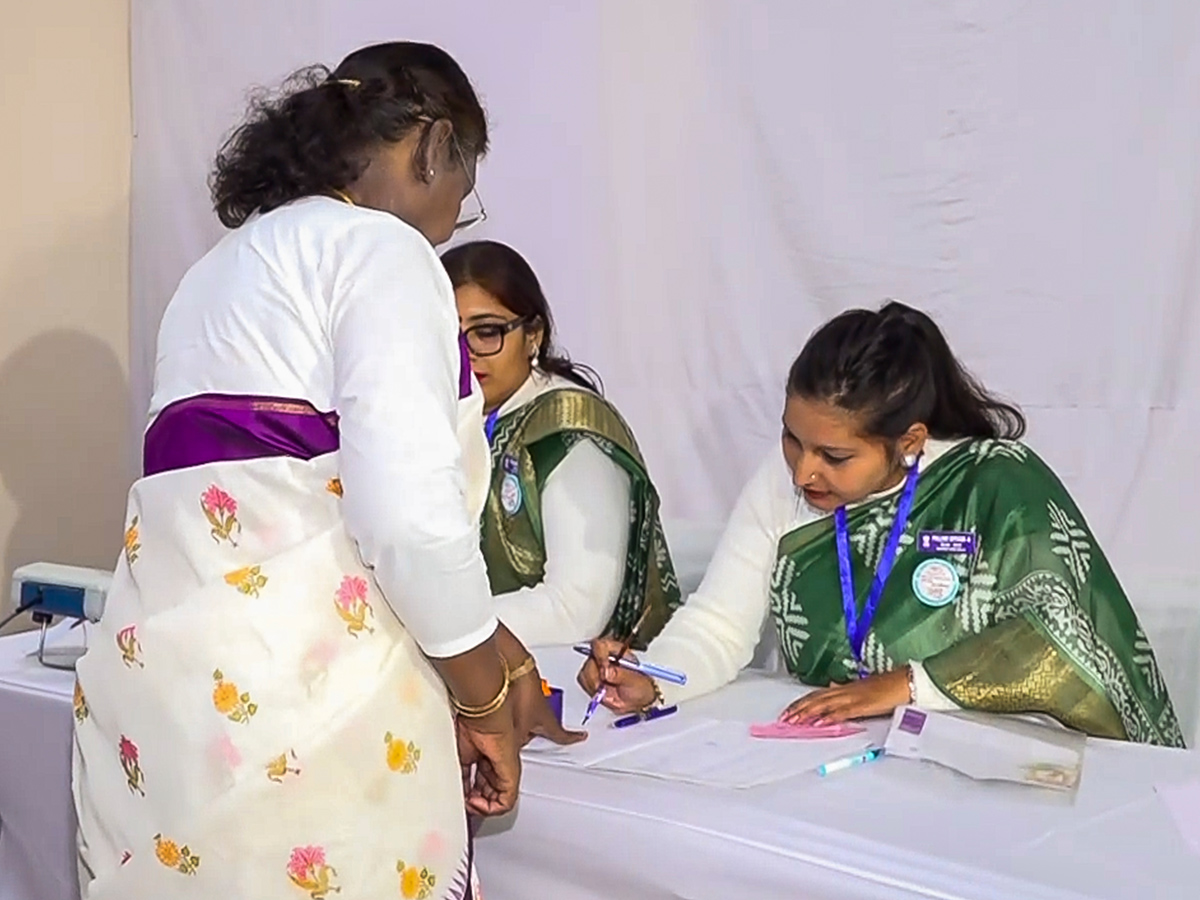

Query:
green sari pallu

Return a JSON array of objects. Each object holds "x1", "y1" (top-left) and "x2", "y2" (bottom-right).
[
  {"x1": 481, "y1": 388, "x2": 681, "y2": 647},
  {"x1": 769, "y1": 439, "x2": 1184, "y2": 747}
]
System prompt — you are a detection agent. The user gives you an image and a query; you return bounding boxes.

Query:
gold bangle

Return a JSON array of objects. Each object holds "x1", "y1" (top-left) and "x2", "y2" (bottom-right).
[
  {"x1": 509, "y1": 656, "x2": 537, "y2": 681},
  {"x1": 452, "y1": 656, "x2": 510, "y2": 719},
  {"x1": 650, "y1": 679, "x2": 665, "y2": 707},
  {"x1": 634, "y1": 679, "x2": 664, "y2": 714}
]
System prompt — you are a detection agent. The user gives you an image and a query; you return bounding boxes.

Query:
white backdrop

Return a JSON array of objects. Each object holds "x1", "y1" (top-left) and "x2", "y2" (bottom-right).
[{"x1": 131, "y1": 1, "x2": 1200, "y2": 698}]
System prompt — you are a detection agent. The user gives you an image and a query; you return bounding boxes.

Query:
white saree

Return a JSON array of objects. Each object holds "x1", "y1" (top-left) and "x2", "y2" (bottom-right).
[
  {"x1": 74, "y1": 431, "x2": 490, "y2": 899},
  {"x1": 72, "y1": 197, "x2": 496, "y2": 900}
]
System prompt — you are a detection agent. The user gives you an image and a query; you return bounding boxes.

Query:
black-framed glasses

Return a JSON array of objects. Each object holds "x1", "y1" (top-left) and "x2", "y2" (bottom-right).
[{"x1": 463, "y1": 317, "x2": 527, "y2": 357}]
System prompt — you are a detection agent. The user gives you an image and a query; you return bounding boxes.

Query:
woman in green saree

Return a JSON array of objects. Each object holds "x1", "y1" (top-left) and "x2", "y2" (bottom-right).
[
  {"x1": 580, "y1": 301, "x2": 1183, "y2": 746},
  {"x1": 442, "y1": 241, "x2": 679, "y2": 648}
]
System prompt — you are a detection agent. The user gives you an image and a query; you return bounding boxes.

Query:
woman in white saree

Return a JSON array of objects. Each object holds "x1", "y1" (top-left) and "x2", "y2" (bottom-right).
[{"x1": 72, "y1": 42, "x2": 576, "y2": 900}]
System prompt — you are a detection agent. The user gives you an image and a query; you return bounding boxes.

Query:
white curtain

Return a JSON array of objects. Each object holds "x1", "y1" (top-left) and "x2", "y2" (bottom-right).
[{"x1": 131, "y1": 1, "x2": 1200, "y2": 731}]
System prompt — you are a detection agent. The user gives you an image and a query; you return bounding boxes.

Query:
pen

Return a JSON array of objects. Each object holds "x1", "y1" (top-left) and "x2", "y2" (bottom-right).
[
  {"x1": 817, "y1": 746, "x2": 886, "y2": 777},
  {"x1": 571, "y1": 644, "x2": 688, "y2": 686},
  {"x1": 613, "y1": 705, "x2": 678, "y2": 729},
  {"x1": 581, "y1": 609, "x2": 653, "y2": 726},
  {"x1": 581, "y1": 685, "x2": 606, "y2": 726}
]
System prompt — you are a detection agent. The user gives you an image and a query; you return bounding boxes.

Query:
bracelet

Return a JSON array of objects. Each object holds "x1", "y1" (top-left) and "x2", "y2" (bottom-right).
[
  {"x1": 509, "y1": 656, "x2": 537, "y2": 681},
  {"x1": 905, "y1": 663, "x2": 916, "y2": 704},
  {"x1": 631, "y1": 679, "x2": 665, "y2": 715},
  {"x1": 452, "y1": 655, "x2": 510, "y2": 719}
]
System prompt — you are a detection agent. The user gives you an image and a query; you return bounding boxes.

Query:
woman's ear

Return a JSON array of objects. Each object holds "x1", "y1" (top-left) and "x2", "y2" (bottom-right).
[
  {"x1": 415, "y1": 118, "x2": 454, "y2": 183},
  {"x1": 898, "y1": 422, "x2": 930, "y2": 463},
  {"x1": 525, "y1": 320, "x2": 545, "y2": 362}
]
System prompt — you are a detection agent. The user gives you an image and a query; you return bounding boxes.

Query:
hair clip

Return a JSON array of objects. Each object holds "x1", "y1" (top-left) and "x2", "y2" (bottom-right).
[{"x1": 334, "y1": 78, "x2": 361, "y2": 88}]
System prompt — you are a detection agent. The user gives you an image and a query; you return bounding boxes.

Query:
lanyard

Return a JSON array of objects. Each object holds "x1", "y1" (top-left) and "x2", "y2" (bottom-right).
[
  {"x1": 834, "y1": 461, "x2": 921, "y2": 676},
  {"x1": 484, "y1": 409, "x2": 500, "y2": 445}
]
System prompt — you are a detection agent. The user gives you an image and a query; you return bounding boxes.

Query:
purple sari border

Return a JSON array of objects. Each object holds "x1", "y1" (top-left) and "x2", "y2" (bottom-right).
[
  {"x1": 459, "y1": 333, "x2": 473, "y2": 400},
  {"x1": 143, "y1": 393, "x2": 340, "y2": 477}
]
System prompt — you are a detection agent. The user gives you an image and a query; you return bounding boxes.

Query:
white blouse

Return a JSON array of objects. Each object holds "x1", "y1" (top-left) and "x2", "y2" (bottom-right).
[
  {"x1": 641, "y1": 443, "x2": 960, "y2": 711},
  {"x1": 150, "y1": 196, "x2": 497, "y2": 659},
  {"x1": 490, "y1": 372, "x2": 632, "y2": 647}
]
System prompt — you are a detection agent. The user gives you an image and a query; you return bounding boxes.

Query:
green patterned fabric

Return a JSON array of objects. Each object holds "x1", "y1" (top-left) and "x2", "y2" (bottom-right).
[
  {"x1": 480, "y1": 388, "x2": 680, "y2": 647},
  {"x1": 769, "y1": 438, "x2": 1184, "y2": 747}
]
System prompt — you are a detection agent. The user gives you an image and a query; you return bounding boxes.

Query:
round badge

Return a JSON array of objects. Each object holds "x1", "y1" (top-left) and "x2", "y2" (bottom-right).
[
  {"x1": 500, "y1": 473, "x2": 523, "y2": 516},
  {"x1": 912, "y1": 559, "x2": 960, "y2": 607}
]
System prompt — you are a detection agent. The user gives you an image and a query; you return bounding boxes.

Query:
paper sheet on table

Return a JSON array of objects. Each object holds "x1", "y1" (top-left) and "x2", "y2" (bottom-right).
[
  {"x1": 528, "y1": 717, "x2": 873, "y2": 788},
  {"x1": 884, "y1": 706, "x2": 1085, "y2": 794},
  {"x1": 523, "y1": 715, "x2": 715, "y2": 768},
  {"x1": 1156, "y1": 779, "x2": 1200, "y2": 856}
]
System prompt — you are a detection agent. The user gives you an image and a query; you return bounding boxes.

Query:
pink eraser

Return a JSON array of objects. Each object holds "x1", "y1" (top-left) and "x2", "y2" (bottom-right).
[{"x1": 749, "y1": 721, "x2": 866, "y2": 740}]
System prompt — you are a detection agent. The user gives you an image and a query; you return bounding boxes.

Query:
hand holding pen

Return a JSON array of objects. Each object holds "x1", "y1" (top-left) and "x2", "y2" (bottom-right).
[{"x1": 576, "y1": 636, "x2": 661, "y2": 719}]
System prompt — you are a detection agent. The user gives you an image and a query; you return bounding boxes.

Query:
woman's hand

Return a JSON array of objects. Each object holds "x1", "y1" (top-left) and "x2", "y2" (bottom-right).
[
  {"x1": 492, "y1": 624, "x2": 586, "y2": 746},
  {"x1": 780, "y1": 668, "x2": 912, "y2": 725},
  {"x1": 455, "y1": 704, "x2": 521, "y2": 817},
  {"x1": 576, "y1": 637, "x2": 658, "y2": 715},
  {"x1": 510, "y1": 664, "x2": 587, "y2": 747}
]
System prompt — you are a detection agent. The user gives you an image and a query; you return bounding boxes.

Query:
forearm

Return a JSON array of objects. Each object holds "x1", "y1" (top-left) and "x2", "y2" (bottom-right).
[{"x1": 431, "y1": 633, "x2": 507, "y2": 708}]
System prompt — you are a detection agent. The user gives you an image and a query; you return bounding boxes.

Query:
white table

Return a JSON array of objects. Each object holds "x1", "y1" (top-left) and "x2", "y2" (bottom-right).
[
  {"x1": 0, "y1": 626, "x2": 79, "y2": 900},
  {"x1": 476, "y1": 648, "x2": 1200, "y2": 900},
  {"x1": 3, "y1": 634, "x2": 1200, "y2": 900}
]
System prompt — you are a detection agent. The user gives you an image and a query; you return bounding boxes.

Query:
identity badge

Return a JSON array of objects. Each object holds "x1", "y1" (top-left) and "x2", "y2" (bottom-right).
[{"x1": 917, "y1": 530, "x2": 977, "y2": 556}]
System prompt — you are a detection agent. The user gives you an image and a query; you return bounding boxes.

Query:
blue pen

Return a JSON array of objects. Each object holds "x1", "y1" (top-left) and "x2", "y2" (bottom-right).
[
  {"x1": 817, "y1": 746, "x2": 886, "y2": 777},
  {"x1": 613, "y1": 705, "x2": 678, "y2": 729},
  {"x1": 571, "y1": 644, "x2": 688, "y2": 686}
]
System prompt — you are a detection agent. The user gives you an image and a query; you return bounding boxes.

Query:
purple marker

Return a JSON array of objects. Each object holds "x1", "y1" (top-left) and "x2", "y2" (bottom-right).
[
  {"x1": 581, "y1": 686, "x2": 606, "y2": 726},
  {"x1": 613, "y1": 705, "x2": 678, "y2": 729}
]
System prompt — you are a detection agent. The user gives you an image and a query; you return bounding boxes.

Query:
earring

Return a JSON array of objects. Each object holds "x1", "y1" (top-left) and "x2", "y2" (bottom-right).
[
  {"x1": 428, "y1": 169, "x2": 436, "y2": 178},
  {"x1": 903, "y1": 453, "x2": 918, "y2": 469}
]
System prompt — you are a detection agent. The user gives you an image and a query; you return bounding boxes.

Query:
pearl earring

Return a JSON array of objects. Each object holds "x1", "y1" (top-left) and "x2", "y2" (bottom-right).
[
  {"x1": 428, "y1": 169, "x2": 436, "y2": 178},
  {"x1": 903, "y1": 453, "x2": 918, "y2": 469}
]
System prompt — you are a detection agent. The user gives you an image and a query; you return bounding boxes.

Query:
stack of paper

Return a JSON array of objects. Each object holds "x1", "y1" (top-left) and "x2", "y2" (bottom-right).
[{"x1": 883, "y1": 706, "x2": 1085, "y2": 793}]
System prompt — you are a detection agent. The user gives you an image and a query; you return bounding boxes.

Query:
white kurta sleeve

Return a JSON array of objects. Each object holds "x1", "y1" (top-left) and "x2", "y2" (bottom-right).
[
  {"x1": 495, "y1": 438, "x2": 631, "y2": 647},
  {"x1": 329, "y1": 216, "x2": 497, "y2": 658},
  {"x1": 640, "y1": 454, "x2": 790, "y2": 705},
  {"x1": 907, "y1": 660, "x2": 961, "y2": 711}
]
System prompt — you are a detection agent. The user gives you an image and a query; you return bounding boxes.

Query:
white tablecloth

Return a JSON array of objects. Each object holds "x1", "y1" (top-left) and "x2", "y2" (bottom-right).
[
  {"x1": 0, "y1": 626, "x2": 79, "y2": 900},
  {"x1": 477, "y1": 648, "x2": 1200, "y2": 900},
  {"x1": 2, "y1": 633, "x2": 1199, "y2": 900}
]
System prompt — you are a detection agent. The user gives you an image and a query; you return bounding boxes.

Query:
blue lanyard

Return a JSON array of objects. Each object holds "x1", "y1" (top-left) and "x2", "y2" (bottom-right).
[
  {"x1": 834, "y1": 461, "x2": 921, "y2": 676},
  {"x1": 484, "y1": 409, "x2": 500, "y2": 445}
]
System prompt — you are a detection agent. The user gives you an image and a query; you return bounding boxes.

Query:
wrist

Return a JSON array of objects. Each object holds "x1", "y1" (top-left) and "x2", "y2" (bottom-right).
[
  {"x1": 452, "y1": 655, "x2": 511, "y2": 718},
  {"x1": 509, "y1": 656, "x2": 537, "y2": 681}
]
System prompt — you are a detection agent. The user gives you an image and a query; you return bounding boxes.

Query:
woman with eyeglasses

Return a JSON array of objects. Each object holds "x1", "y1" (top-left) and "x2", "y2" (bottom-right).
[
  {"x1": 579, "y1": 301, "x2": 1182, "y2": 747},
  {"x1": 442, "y1": 241, "x2": 680, "y2": 649},
  {"x1": 72, "y1": 43, "x2": 577, "y2": 900}
]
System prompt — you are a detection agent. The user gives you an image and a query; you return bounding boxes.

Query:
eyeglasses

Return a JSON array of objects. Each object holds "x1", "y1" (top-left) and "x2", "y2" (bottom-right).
[
  {"x1": 463, "y1": 317, "x2": 527, "y2": 357},
  {"x1": 413, "y1": 116, "x2": 487, "y2": 232},
  {"x1": 451, "y1": 134, "x2": 487, "y2": 233}
]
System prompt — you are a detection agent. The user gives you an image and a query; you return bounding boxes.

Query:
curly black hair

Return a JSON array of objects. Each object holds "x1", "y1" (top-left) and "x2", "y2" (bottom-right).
[{"x1": 210, "y1": 42, "x2": 488, "y2": 229}]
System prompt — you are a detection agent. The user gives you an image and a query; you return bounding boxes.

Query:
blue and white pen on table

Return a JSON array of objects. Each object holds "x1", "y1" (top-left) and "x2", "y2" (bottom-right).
[
  {"x1": 571, "y1": 644, "x2": 688, "y2": 686},
  {"x1": 817, "y1": 746, "x2": 886, "y2": 777}
]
